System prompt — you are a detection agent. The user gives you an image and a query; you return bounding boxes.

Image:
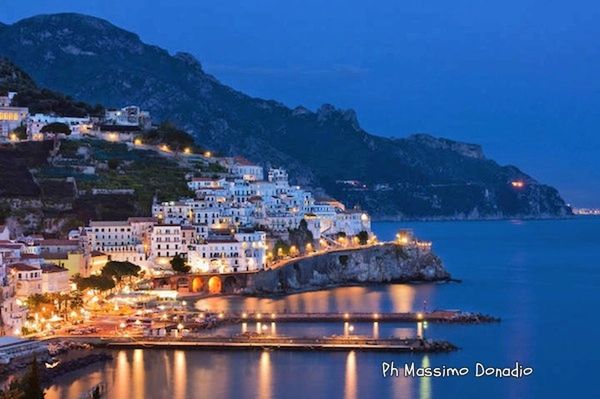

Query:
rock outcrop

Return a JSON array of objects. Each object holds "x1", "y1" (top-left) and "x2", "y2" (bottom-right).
[{"x1": 243, "y1": 244, "x2": 450, "y2": 295}]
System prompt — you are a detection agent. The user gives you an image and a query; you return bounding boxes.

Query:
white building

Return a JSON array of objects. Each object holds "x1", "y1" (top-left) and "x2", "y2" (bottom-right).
[
  {"x1": 0, "y1": 92, "x2": 17, "y2": 107},
  {"x1": 85, "y1": 221, "x2": 147, "y2": 265},
  {"x1": 151, "y1": 224, "x2": 182, "y2": 259},
  {"x1": 8, "y1": 264, "x2": 42, "y2": 298},
  {"x1": 0, "y1": 225, "x2": 9, "y2": 241},
  {"x1": 187, "y1": 231, "x2": 266, "y2": 273},
  {"x1": 40, "y1": 264, "x2": 70, "y2": 294},
  {"x1": 104, "y1": 105, "x2": 152, "y2": 129},
  {"x1": 27, "y1": 114, "x2": 92, "y2": 138},
  {"x1": 187, "y1": 177, "x2": 226, "y2": 191},
  {"x1": 227, "y1": 157, "x2": 263, "y2": 181}
]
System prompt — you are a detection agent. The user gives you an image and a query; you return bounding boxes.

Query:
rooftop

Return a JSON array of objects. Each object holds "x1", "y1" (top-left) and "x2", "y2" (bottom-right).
[
  {"x1": 37, "y1": 239, "x2": 79, "y2": 246},
  {"x1": 89, "y1": 220, "x2": 129, "y2": 227},
  {"x1": 8, "y1": 263, "x2": 39, "y2": 272},
  {"x1": 41, "y1": 264, "x2": 68, "y2": 274}
]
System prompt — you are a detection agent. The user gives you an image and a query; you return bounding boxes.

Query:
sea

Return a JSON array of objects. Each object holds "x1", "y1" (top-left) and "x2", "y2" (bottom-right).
[{"x1": 45, "y1": 217, "x2": 600, "y2": 398}]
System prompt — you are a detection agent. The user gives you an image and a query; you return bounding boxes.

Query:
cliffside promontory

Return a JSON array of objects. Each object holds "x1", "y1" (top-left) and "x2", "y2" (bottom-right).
[{"x1": 243, "y1": 243, "x2": 450, "y2": 295}]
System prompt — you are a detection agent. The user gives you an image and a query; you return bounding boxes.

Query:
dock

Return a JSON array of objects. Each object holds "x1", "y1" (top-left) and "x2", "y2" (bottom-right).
[
  {"x1": 226, "y1": 310, "x2": 499, "y2": 324},
  {"x1": 100, "y1": 336, "x2": 457, "y2": 353}
]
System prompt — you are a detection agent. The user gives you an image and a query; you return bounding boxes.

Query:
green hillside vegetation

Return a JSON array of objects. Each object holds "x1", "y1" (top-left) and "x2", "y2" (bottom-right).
[{"x1": 0, "y1": 57, "x2": 103, "y2": 117}]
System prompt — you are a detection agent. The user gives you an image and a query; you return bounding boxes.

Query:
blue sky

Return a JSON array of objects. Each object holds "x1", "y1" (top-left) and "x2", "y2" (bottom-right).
[{"x1": 2, "y1": 1, "x2": 599, "y2": 206}]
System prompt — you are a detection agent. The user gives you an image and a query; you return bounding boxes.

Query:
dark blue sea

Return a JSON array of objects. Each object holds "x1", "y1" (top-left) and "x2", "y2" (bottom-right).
[{"x1": 47, "y1": 218, "x2": 600, "y2": 398}]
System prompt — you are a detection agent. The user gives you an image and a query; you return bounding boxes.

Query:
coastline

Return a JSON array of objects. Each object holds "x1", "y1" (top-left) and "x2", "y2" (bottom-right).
[
  {"x1": 371, "y1": 214, "x2": 576, "y2": 222},
  {"x1": 241, "y1": 243, "x2": 450, "y2": 296}
]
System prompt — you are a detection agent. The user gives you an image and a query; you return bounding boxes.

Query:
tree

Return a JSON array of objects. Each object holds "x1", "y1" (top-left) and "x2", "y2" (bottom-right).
[
  {"x1": 20, "y1": 357, "x2": 45, "y2": 399},
  {"x1": 0, "y1": 204, "x2": 10, "y2": 224},
  {"x1": 13, "y1": 125, "x2": 27, "y2": 140},
  {"x1": 170, "y1": 253, "x2": 190, "y2": 273},
  {"x1": 0, "y1": 383, "x2": 25, "y2": 399},
  {"x1": 142, "y1": 122, "x2": 199, "y2": 152},
  {"x1": 73, "y1": 274, "x2": 115, "y2": 291},
  {"x1": 26, "y1": 293, "x2": 51, "y2": 310},
  {"x1": 288, "y1": 219, "x2": 314, "y2": 253},
  {"x1": 357, "y1": 230, "x2": 369, "y2": 245},
  {"x1": 40, "y1": 122, "x2": 70, "y2": 136},
  {"x1": 101, "y1": 261, "x2": 140, "y2": 282},
  {"x1": 273, "y1": 240, "x2": 290, "y2": 259},
  {"x1": 107, "y1": 159, "x2": 120, "y2": 170}
]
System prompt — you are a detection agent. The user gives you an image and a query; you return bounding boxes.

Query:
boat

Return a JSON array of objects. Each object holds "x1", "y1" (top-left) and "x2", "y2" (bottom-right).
[{"x1": 45, "y1": 358, "x2": 61, "y2": 369}]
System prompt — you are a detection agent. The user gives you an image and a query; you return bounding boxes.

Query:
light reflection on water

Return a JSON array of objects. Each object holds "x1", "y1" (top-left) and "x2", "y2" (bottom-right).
[
  {"x1": 45, "y1": 219, "x2": 600, "y2": 398},
  {"x1": 194, "y1": 284, "x2": 427, "y2": 314},
  {"x1": 259, "y1": 350, "x2": 272, "y2": 399},
  {"x1": 344, "y1": 351, "x2": 357, "y2": 399}
]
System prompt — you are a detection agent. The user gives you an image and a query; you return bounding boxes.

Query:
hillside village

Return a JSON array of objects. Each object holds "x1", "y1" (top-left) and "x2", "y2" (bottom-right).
[{"x1": 0, "y1": 89, "x2": 385, "y2": 337}]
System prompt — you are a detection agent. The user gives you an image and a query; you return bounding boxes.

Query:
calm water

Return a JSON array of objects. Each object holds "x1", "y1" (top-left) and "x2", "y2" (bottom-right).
[{"x1": 46, "y1": 218, "x2": 600, "y2": 398}]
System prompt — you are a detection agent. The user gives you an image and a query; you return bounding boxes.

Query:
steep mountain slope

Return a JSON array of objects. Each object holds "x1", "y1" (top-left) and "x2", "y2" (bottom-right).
[{"x1": 0, "y1": 13, "x2": 572, "y2": 219}]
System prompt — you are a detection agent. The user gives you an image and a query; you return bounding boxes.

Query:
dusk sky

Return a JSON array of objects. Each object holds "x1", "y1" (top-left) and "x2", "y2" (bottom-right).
[{"x1": 3, "y1": 1, "x2": 599, "y2": 206}]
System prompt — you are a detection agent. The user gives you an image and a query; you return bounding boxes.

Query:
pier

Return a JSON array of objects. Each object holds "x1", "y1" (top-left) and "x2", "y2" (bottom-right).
[
  {"x1": 225, "y1": 310, "x2": 499, "y2": 324},
  {"x1": 99, "y1": 336, "x2": 457, "y2": 353}
]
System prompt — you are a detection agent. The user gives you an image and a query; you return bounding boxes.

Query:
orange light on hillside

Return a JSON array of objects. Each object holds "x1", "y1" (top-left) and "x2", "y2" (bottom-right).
[
  {"x1": 134, "y1": 138, "x2": 142, "y2": 145},
  {"x1": 511, "y1": 181, "x2": 525, "y2": 188},
  {"x1": 204, "y1": 151, "x2": 212, "y2": 158},
  {"x1": 184, "y1": 147, "x2": 191, "y2": 154}
]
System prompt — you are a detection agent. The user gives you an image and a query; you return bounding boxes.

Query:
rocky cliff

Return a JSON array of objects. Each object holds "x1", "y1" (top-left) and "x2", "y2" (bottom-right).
[
  {"x1": 0, "y1": 13, "x2": 573, "y2": 219},
  {"x1": 243, "y1": 244, "x2": 449, "y2": 295}
]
